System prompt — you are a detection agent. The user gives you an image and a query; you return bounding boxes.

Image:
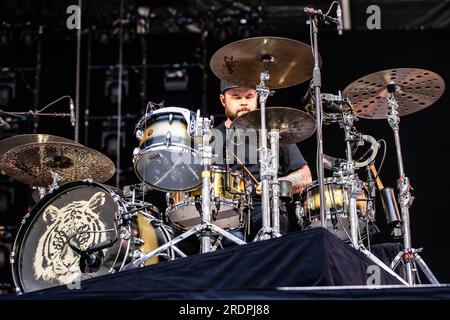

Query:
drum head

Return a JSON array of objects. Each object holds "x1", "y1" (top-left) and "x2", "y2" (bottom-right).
[
  {"x1": 134, "y1": 147, "x2": 202, "y2": 191},
  {"x1": 11, "y1": 181, "x2": 125, "y2": 293}
]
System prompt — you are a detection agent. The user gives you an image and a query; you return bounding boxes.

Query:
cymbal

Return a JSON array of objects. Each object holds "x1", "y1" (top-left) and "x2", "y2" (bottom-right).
[
  {"x1": 342, "y1": 68, "x2": 445, "y2": 119},
  {"x1": 0, "y1": 140, "x2": 115, "y2": 187},
  {"x1": 0, "y1": 134, "x2": 81, "y2": 156},
  {"x1": 231, "y1": 107, "x2": 317, "y2": 144},
  {"x1": 210, "y1": 37, "x2": 318, "y2": 89}
]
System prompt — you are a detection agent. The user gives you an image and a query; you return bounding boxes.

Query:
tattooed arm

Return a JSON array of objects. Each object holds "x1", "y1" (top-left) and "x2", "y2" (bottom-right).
[
  {"x1": 256, "y1": 165, "x2": 312, "y2": 195},
  {"x1": 279, "y1": 165, "x2": 312, "y2": 194}
]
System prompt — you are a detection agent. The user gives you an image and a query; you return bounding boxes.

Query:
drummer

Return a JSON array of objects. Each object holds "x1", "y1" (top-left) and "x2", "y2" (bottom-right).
[{"x1": 215, "y1": 80, "x2": 312, "y2": 239}]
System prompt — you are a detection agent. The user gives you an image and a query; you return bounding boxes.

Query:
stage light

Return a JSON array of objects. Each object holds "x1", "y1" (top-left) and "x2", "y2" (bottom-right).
[
  {"x1": 20, "y1": 29, "x2": 35, "y2": 47},
  {"x1": 101, "y1": 118, "x2": 126, "y2": 158},
  {"x1": 95, "y1": 28, "x2": 111, "y2": 45},
  {"x1": 0, "y1": 31, "x2": 11, "y2": 47},
  {"x1": 164, "y1": 67, "x2": 188, "y2": 91},
  {"x1": 0, "y1": 188, "x2": 12, "y2": 215},
  {"x1": 104, "y1": 67, "x2": 129, "y2": 104},
  {"x1": 0, "y1": 68, "x2": 15, "y2": 107}
]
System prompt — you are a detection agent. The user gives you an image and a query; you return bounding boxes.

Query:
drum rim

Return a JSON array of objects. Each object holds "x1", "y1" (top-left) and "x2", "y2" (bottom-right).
[
  {"x1": 133, "y1": 143, "x2": 200, "y2": 158},
  {"x1": 135, "y1": 107, "x2": 195, "y2": 133},
  {"x1": 10, "y1": 180, "x2": 128, "y2": 294},
  {"x1": 167, "y1": 197, "x2": 239, "y2": 215}
]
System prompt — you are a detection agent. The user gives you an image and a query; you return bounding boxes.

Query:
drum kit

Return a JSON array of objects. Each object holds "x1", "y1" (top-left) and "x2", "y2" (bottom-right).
[{"x1": 0, "y1": 9, "x2": 446, "y2": 294}]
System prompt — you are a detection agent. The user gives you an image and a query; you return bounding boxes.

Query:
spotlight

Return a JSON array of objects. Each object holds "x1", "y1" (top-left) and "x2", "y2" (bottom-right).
[{"x1": 164, "y1": 67, "x2": 188, "y2": 91}]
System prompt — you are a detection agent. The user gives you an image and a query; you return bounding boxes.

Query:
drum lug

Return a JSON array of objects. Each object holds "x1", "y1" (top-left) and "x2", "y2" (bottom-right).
[
  {"x1": 165, "y1": 131, "x2": 172, "y2": 146},
  {"x1": 130, "y1": 237, "x2": 145, "y2": 246},
  {"x1": 21, "y1": 212, "x2": 30, "y2": 225},
  {"x1": 135, "y1": 129, "x2": 143, "y2": 141},
  {"x1": 9, "y1": 251, "x2": 15, "y2": 264},
  {"x1": 169, "y1": 113, "x2": 173, "y2": 124}
]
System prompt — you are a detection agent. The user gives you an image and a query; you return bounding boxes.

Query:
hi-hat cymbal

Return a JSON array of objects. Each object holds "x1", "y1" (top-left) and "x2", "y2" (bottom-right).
[
  {"x1": 342, "y1": 68, "x2": 445, "y2": 119},
  {"x1": 231, "y1": 107, "x2": 316, "y2": 144},
  {"x1": 0, "y1": 137, "x2": 115, "y2": 187},
  {"x1": 210, "y1": 37, "x2": 318, "y2": 89}
]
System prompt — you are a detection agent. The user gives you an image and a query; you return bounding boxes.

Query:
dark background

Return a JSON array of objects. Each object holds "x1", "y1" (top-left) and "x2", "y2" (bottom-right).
[{"x1": 0, "y1": 0, "x2": 449, "y2": 286}]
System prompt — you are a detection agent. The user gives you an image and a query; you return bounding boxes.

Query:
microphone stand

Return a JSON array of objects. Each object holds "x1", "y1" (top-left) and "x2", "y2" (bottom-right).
[
  {"x1": 0, "y1": 111, "x2": 71, "y2": 118},
  {"x1": 1, "y1": 96, "x2": 74, "y2": 118},
  {"x1": 305, "y1": 10, "x2": 327, "y2": 229}
]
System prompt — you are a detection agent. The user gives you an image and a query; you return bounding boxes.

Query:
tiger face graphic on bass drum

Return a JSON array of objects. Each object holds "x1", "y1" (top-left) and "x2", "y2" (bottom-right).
[{"x1": 33, "y1": 192, "x2": 107, "y2": 286}]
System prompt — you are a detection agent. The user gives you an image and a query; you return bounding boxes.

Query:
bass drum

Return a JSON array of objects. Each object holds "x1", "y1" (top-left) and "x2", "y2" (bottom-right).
[{"x1": 10, "y1": 180, "x2": 173, "y2": 294}]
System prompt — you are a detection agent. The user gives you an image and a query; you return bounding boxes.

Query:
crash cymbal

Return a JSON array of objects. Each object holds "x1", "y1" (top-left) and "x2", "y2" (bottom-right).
[
  {"x1": 231, "y1": 107, "x2": 316, "y2": 144},
  {"x1": 210, "y1": 37, "x2": 318, "y2": 89},
  {"x1": 342, "y1": 68, "x2": 445, "y2": 119},
  {"x1": 0, "y1": 141, "x2": 115, "y2": 187},
  {"x1": 0, "y1": 134, "x2": 81, "y2": 156}
]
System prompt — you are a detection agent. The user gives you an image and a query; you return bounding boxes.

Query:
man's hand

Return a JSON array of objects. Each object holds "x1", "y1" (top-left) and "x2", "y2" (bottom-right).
[{"x1": 256, "y1": 182, "x2": 262, "y2": 195}]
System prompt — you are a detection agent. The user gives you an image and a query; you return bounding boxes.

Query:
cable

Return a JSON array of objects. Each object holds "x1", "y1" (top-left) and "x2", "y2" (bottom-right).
[
  {"x1": 67, "y1": 228, "x2": 116, "y2": 255},
  {"x1": 375, "y1": 139, "x2": 387, "y2": 178},
  {"x1": 35, "y1": 95, "x2": 73, "y2": 113},
  {"x1": 325, "y1": 1, "x2": 340, "y2": 16}
]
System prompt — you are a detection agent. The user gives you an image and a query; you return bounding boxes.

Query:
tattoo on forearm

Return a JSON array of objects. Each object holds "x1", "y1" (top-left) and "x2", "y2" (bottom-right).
[{"x1": 285, "y1": 170, "x2": 310, "y2": 194}]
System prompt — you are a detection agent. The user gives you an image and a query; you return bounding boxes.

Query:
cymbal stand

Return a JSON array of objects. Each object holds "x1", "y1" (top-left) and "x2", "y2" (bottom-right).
[
  {"x1": 385, "y1": 84, "x2": 439, "y2": 286},
  {"x1": 253, "y1": 64, "x2": 281, "y2": 241},
  {"x1": 126, "y1": 113, "x2": 246, "y2": 268},
  {"x1": 339, "y1": 109, "x2": 409, "y2": 286},
  {"x1": 269, "y1": 129, "x2": 281, "y2": 235}
]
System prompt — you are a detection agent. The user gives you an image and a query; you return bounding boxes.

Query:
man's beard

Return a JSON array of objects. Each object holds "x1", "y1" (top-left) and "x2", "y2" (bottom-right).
[{"x1": 230, "y1": 108, "x2": 251, "y2": 120}]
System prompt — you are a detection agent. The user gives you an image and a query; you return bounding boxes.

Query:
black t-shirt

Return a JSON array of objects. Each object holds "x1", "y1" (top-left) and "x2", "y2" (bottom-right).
[{"x1": 213, "y1": 122, "x2": 308, "y2": 183}]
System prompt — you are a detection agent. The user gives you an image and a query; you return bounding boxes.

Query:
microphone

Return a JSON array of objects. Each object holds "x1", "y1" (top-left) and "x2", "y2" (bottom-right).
[
  {"x1": 304, "y1": 7, "x2": 321, "y2": 15},
  {"x1": 69, "y1": 98, "x2": 75, "y2": 127},
  {"x1": 78, "y1": 238, "x2": 117, "y2": 273},
  {"x1": 0, "y1": 116, "x2": 11, "y2": 131},
  {"x1": 322, "y1": 93, "x2": 344, "y2": 113},
  {"x1": 79, "y1": 250, "x2": 104, "y2": 273},
  {"x1": 336, "y1": 3, "x2": 343, "y2": 36}
]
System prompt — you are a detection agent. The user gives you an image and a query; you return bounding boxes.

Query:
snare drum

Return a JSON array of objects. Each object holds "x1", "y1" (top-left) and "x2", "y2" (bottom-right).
[
  {"x1": 166, "y1": 166, "x2": 249, "y2": 231},
  {"x1": 299, "y1": 177, "x2": 371, "y2": 241},
  {"x1": 10, "y1": 181, "x2": 173, "y2": 294},
  {"x1": 133, "y1": 107, "x2": 202, "y2": 192}
]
